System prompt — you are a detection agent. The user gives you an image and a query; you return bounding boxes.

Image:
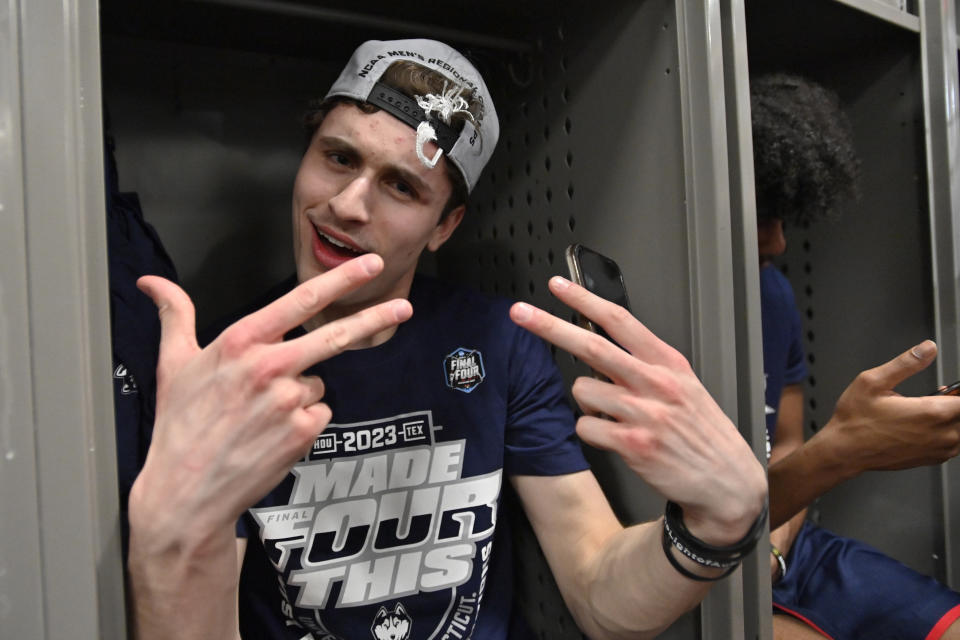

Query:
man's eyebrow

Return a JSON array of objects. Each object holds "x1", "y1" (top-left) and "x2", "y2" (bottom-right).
[
  {"x1": 315, "y1": 134, "x2": 434, "y2": 197},
  {"x1": 315, "y1": 135, "x2": 359, "y2": 156}
]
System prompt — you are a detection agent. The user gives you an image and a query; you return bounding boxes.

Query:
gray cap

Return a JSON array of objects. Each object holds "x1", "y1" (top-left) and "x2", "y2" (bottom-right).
[{"x1": 326, "y1": 39, "x2": 499, "y2": 193}]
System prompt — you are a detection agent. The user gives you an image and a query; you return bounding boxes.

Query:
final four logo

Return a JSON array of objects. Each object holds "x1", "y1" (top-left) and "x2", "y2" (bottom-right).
[{"x1": 443, "y1": 347, "x2": 485, "y2": 393}]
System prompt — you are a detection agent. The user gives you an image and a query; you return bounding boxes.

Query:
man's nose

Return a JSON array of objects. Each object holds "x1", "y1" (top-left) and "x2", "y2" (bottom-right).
[{"x1": 329, "y1": 175, "x2": 373, "y2": 223}]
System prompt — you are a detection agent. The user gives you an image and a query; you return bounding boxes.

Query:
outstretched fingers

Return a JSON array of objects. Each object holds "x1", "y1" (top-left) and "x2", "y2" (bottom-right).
[
  {"x1": 236, "y1": 254, "x2": 386, "y2": 343},
  {"x1": 510, "y1": 300, "x2": 638, "y2": 385},
  {"x1": 861, "y1": 339, "x2": 938, "y2": 391},
  {"x1": 510, "y1": 277, "x2": 689, "y2": 385},
  {"x1": 545, "y1": 276, "x2": 688, "y2": 370},
  {"x1": 281, "y1": 298, "x2": 413, "y2": 373},
  {"x1": 137, "y1": 275, "x2": 200, "y2": 394}
]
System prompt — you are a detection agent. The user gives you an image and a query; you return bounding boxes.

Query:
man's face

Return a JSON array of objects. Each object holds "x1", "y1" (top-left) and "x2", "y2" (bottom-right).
[
  {"x1": 291, "y1": 103, "x2": 464, "y2": 310},
  {"x1": 757, "y1": 216, "x2": 786, "y2": 266}
]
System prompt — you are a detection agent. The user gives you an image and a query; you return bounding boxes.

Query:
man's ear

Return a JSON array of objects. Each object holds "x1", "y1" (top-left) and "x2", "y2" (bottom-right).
[{"x1": 427, "y1": 204, "x2": 465, "y2": 252}]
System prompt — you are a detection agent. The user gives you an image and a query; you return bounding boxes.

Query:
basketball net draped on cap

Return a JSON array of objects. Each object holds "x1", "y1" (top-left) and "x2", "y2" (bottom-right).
[{"x1": 325, "y1": 39, "x2": 500, "y2": 193}]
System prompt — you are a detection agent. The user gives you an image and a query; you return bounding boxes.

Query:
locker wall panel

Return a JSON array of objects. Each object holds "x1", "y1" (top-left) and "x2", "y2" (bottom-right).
[
  {"x1": 104, "y1": 3, "x2": 703, "y2": 636},
  {"x1": 438, "y1": 1, "x2": 697, "y2": 637},
  {"x1": 720, "y1": 0, "x2": 774, "y2": 634},
  {"x1": 103, "y1": 37, "x2": 333, "y2": 328},
  {"x1": 9, "y1": 0, "x2": 960, "y2": 635},
  {"x1": 0, "y1": 0, "x2": 46, "y2": 634},
  {"x1": 96, "y1": 0, "x2": 770, "y2": 636},
  {"x1": 921, "y1": 0, "x2": 960, "y2": 586},
  {"x1": 441, "y1": 4, "x2": 692, "y2": 494},
  {"x1": 9, "y1": 0, "x2": 127, "y2": 636},
  {"x1": 790, "y1": 51, "x2": 939, "y2": 580},
  {"x1": 747, "y1": 0, "x2": 940, "y2": 579}
]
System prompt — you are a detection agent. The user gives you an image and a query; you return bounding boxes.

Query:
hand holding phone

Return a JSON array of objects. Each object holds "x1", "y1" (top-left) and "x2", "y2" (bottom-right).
[
  {"x1": 565, "y1": 243, "x2": 631, "y2": 345},
  {"x1": 932, "y1": 380, "x2": 960, "y2": 396}
]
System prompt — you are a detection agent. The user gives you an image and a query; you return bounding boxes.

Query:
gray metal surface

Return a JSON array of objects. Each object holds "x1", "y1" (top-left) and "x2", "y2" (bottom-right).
[
  {"x1": 101, "y1": 0, "x2": 763, "y2": 636},
  {"x1": 0, "y1": 0, "x2": 45, "y2": 635},
  {"x1": 720, "y1": 0, "x2": 773, "y2": 636},
  {"x1": 921, "y1": 0, "x2": 960, "y2": 587},
  {"x1": 4, "y1": 0, "x2": 127, "y2": 637},
  {"x1": 796, "y1": 38, "x2": 939, "y2": 580},
  {"x1": 189, "y1": 0, "x2": 533, "y2": 53},
  {"x1": 103, "y1": 38, "x2": 323, "y2": 328},
  {"x1": 440, "y1": 1, "x2": 722, "y2": 637},
  {"x1": 747, "y1": 1, "x2": 943, "y2": 578},
  {"x1": 835, "y1": 0, "x2": 920, "y2": 31},
  {"x1": 35, "y1": 0, "x2": 951, "y2": 635},
  {"x1": 675, "y1": 0, "x2": 746, "y2": 637},
  {"x1": 437, "y1": 0, "x2": 757, "y2": 635}
]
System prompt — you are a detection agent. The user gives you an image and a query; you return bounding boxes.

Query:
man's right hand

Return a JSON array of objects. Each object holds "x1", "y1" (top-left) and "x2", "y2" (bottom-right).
[
  {"x1": 814, "y1": 340, "x2": 960, "y2": 474},
  {"x1": 127, "y1": 254, "x2": 411, "y2": 640},
  {"x1": 769, "y1": 340, "x2": 960, "y2": 528},
  {"x1": 130, "y1": 253, "x2": 410, "y2": 543}
]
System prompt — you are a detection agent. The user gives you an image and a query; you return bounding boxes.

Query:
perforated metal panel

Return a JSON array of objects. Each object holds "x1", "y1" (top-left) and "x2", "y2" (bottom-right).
[
  {"x1": 747, "y1": 0, "x2": 943, "y2": 581},
  {"x1": 16, "y1": 0, "x2": 960, "y2": 637},
  {"x1": 438, "y1": 2, "x2": 706, "y2": 637}
]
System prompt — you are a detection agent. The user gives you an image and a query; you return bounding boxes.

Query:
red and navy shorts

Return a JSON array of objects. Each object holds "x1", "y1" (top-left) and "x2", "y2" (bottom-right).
[{"x1": 772, "y1": 522, "x2": 960, "y2": 639}]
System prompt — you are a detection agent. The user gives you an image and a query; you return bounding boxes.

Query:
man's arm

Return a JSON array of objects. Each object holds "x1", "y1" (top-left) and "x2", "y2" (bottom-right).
[
  {"x1": 766, "y1": 384, "x2": 806, "y2": 581},
  {"x1": 127, "y1": 255, "x2": 412, "y2": 640},
  {"x1": 509, "y1": 276, "x2": 767, "y2": 638},
  {"x1": 768, "y1": 340, "x2": 960, "y2": 529},
  {"x1": 513, "y1": 472, "x2": 724, "y2": 639}
]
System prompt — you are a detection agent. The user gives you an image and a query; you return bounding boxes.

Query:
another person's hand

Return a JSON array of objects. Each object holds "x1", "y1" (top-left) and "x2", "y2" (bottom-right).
[
  {"x1": 812, "y1": 340, "x2": 960, "y2": 475},
  {"x1": 129, "y1": 254, "x2": 412, "y2": 547},
  {"x1": 510, "y1": 276, "x2": 767, "y2": 546}
]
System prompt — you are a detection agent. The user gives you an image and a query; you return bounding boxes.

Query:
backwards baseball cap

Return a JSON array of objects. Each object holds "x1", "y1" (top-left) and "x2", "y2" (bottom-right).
[{"x1": 326, "y1": 39, "x2": 499, "y2": 193}]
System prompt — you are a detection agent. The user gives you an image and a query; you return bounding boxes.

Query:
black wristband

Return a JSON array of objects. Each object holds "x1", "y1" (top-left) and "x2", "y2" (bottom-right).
[
  {"x1": 661, "y1": 528, "x2": 740, "y2": 582},
  {"x1": 663, "y1": 500, "x2": 768, "y2": 570}
]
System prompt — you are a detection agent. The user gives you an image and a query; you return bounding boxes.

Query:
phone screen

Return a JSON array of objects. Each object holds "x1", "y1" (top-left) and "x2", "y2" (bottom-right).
[
  {"x1": 565, "y1": 244, "x2": 631, "y2": 352},
  {"x1": 566, "y1": 244, "x2": 631, "y2": 312},
  {"x1": 565, "y1": 244, "x2": 631, "y2": 311}
]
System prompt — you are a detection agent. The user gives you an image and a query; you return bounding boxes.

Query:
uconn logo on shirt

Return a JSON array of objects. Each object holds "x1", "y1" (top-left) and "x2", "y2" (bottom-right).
[
  {"x1": 250, "y1": 410, "x2": 500, "y2": 623},
  {"x1": 371, "y1": 603, "x2": 411, "y2": 640},
  {"x1": 443, "y1": 347, "x2": 485, "y2": 393}
]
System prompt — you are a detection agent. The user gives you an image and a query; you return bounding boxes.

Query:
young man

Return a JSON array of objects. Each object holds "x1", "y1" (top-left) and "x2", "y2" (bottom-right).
[
  {"x1": 127, "y1": 39, "x2": 768, "y2": 639},
  {"x1": 751, "y1": 73, "x2": 960, "y2": 639}
]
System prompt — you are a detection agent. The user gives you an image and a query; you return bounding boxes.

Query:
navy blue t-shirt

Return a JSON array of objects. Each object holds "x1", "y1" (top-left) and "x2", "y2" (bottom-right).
[
  {"x1": 233, "y1": 275, "x2": 589, "y2": 640},
  {"x1": 760, "y1": 265, "x2": 807, "y2": 449}
]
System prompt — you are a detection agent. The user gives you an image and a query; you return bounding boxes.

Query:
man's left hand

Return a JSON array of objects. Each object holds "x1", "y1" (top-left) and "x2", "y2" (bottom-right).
[{"x1": 510, "y1": 276, "x2": 766, "y2": 545}]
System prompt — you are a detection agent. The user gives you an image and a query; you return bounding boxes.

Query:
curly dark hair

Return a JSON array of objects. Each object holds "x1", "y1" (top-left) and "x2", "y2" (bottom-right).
[{"x1": 750, "y1": 73, "x2": 860, "y2": 227}]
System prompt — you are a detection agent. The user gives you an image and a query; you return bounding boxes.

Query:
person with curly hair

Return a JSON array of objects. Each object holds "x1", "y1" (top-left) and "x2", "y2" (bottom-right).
[{"x1": 752, "y1": 73, "x2": 960, "y2": 639}]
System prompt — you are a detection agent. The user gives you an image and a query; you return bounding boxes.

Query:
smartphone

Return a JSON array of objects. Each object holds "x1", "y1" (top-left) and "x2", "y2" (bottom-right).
[
  {"x1": 931, "y1": 380, "x2": 960, "y2": 396},
  {"x1": 565, "y1": 243, "x2": 632, "y2": 347}
]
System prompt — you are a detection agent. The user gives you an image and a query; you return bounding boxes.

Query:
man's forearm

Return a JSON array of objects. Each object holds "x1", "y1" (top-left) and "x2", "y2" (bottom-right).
[
  {"x1": 583, "y1": 516, "x2": 757, "y2": 639},
  {"x1": 768, "y1": 430, "x2": 856, "y2": 529},
  {"x1": 768, "y1": 339, "x2": 960, "y2": 530},
  {"x1": 128, "y1": 523, "x2": 240, "y2": 640}
]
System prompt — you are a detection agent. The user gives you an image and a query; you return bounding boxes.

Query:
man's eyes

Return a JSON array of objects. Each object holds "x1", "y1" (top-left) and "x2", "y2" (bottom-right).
[
  {"x1": 392, "y1": 181, "x2": 414, "y2": 196},
  {"x1": 319, "y1": 152, "x2": 418, "y2": 199},
  {"x1": 327, "y1": 151, "x2": 352, "y2": 166}
]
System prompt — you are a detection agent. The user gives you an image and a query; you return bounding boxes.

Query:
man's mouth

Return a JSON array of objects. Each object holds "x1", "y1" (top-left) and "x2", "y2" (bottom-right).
[{"x1": 315, "y1": 226, "x2": 365, "y2": 258}]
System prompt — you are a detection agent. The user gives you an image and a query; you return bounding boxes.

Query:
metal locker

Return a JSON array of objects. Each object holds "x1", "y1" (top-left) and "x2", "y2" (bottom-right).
[
  {"x1": 4, "y1": 0, "x2": 958, "y2": 637},
  {"x1": 744, "y1": 0, "x2": 960, "y2": 591}
]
